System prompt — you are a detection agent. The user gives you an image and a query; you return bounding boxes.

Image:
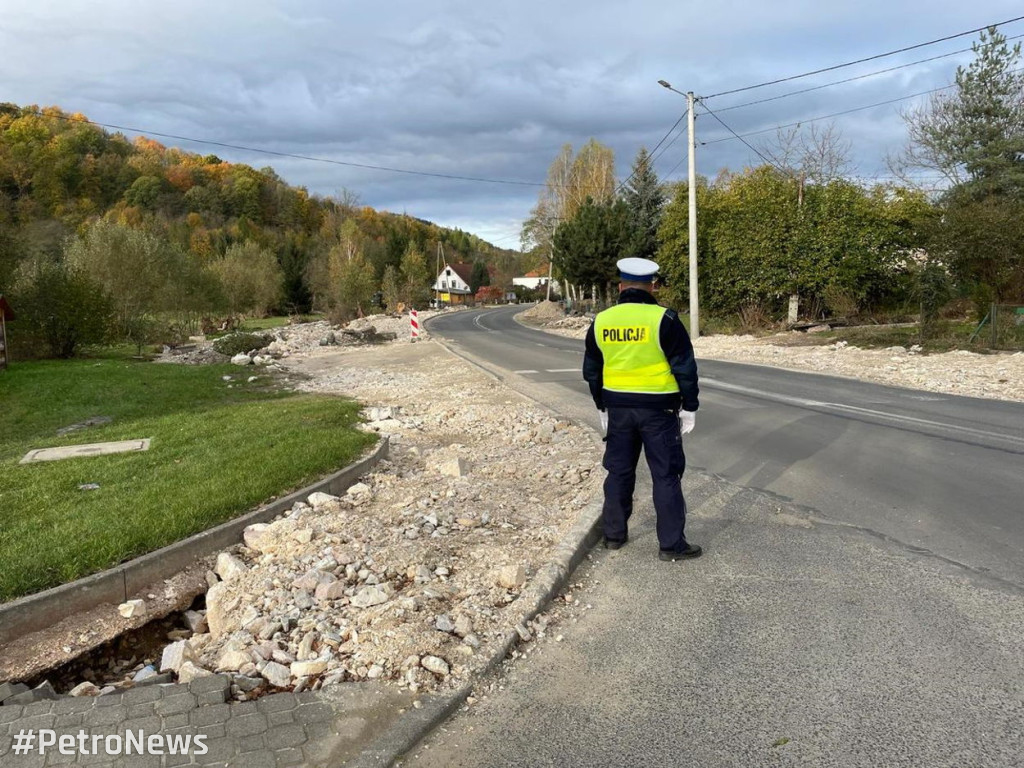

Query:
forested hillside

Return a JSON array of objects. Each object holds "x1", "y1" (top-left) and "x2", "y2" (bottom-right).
[{"x1": 0, "y1": 104, "x2": 524, "y2": 356}]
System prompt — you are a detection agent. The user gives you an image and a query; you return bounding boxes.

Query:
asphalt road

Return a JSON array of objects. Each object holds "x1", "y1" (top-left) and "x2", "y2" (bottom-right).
[
  {"x1": 398, "y1": 305, "x2": 1024, "y2": 768},
  {"x1": 428, "y1": 305, "x2": 1024, "y2": 588}
]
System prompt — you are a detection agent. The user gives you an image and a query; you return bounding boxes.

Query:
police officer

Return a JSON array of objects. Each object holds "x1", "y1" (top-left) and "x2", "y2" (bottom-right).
[{"x1": 582, "y1": 257, "x2": 701, "y2": 561}]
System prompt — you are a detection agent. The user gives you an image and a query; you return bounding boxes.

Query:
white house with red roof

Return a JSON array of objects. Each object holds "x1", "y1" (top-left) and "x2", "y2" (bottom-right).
[{"x1": 513, "y1": 269, "x2": 560, "y2": 295}]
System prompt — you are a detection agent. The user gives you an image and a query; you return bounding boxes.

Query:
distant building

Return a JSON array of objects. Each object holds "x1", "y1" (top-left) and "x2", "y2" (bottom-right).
[
  {"x1": 432, "y1": 263, "x2": 475, "y2": 305},
  {"x1": 513, "y1": 269, "x2": 560, "y2": 295}
]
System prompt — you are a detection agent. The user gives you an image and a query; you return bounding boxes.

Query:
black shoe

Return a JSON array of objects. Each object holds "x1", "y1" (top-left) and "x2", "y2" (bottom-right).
[
  {"x1": 659, "y1": 544, "x2": 702, "y2": 561},
  {"x1": 604, "y1": 536, "x2": 628, "y2": 550}
]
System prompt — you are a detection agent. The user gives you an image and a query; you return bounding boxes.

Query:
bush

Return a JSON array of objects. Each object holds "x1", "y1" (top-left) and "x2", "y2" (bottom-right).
[
  {"x1": 213, "y1": 332, "x2": 272, "y2": 357},
  {"x1": 10, "y1": 259, "x2": 116, "y2": 358}
]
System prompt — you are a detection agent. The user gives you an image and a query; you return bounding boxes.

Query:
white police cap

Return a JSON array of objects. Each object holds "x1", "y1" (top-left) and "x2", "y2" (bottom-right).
[{"x1": 617, "y1": 257, "x2": 659, "y2": 282}]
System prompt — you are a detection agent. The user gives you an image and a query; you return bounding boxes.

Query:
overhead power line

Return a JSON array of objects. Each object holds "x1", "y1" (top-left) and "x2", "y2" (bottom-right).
[
  {"x1": 713, "y1": 31, "x2": 1024, "y2": 114},
  {"x1": 701, "y1": 82, "x2": 957, "y2": 146},
  {"x1": 696, "y1": 103, "x2": 790, "y2": 175},
  {"x1": 614, "y1": 107, "x2": 689, "y2": 195},
  {"x1": 702, "y1": 14, "x2": 1024, "y2": 100},
  {"x1": 31, "y1": 109, "x2": 547, "y2": 188},
  {"x1": 702, "y1": 63, "x2": 1023, "y2": 146}
]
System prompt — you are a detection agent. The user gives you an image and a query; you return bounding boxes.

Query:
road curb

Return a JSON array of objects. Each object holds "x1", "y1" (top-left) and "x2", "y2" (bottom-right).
[
  {"x1": 345, "y1": 497, "x2": 603, "y2": 768},
  {"x1": 0, "y1": 438, "x2": 389, "y2": 646},
  {"x1": 347, "y1": 323, "x2": 604, "y2": 767}
]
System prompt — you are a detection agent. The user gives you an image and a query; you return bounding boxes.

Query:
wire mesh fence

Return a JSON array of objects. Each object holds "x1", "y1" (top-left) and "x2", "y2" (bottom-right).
[{"x1": 989, "y1": 304, "x2": 1024, "y2": 350}]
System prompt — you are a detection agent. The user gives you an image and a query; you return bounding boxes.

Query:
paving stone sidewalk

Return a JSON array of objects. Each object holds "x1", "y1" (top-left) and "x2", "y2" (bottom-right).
[{"x1": 0, "y1": 677, "x2": 415, "y2": 768}]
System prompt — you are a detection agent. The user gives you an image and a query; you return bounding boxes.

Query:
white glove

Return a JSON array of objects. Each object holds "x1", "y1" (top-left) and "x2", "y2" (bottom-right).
[
  {"x1": 599, "y1": 411, "x2": 608, "y2": 434},
  {"x1": 679, "y1": 410, "x2": 696, "y2": 435}
]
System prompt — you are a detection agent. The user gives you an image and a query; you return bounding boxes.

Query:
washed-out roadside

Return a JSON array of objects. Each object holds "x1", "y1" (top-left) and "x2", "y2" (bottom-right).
[{"x1": 1, "y1": 315, "x2": 602, "y2": 711}]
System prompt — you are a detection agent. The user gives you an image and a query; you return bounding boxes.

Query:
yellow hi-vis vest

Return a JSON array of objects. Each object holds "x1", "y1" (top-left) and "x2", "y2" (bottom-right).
[{"x1": 594, "y1": 303, "x2": 679, "y2": 394}]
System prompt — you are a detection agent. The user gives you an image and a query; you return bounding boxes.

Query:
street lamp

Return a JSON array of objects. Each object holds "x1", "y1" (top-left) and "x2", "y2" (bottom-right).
[{"x1": 658, "y1": 79, "x2": 700, "y2": 339}]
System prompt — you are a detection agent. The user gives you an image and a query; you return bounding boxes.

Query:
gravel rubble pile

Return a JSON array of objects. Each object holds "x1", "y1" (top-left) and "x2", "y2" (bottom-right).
[
  {"x1": 518, "y1": 301, "x2": 568, "y2": 324},
  {"x1": 40, "y1": 338, "x2": 601, "y2": 703},
  {"x1": 157, "y1": 310, "x2": 449, "y2": 365}
]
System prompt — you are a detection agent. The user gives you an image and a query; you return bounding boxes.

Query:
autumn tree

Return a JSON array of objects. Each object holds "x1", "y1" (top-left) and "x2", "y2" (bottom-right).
[
  {"x1": 208, "y1": 241, "x2": 283, "y2": 317},
  {"x1": 399, "y1": 243, "x2": 431, "y2": 309},
  {"x1": 521, "y1": 140, "x2": 616, "y2": 287},
  {"x1": 381, "y1": 265, "x2": 401, "y2": 312},
  {"x1": 10, "y1": 256, "x2": 116, "y2": 357},
  {"x1": 64, "y1": 219, "x2": 188, "y2": 339},
  {"x1": 335, "y1": 252, "x2": 376, "y2": 319}
]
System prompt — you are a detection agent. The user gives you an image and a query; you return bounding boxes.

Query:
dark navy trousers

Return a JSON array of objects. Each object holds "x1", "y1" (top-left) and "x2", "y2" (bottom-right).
[{"x1": 602, "y1": 407, "x2": 689, "y2": 551}]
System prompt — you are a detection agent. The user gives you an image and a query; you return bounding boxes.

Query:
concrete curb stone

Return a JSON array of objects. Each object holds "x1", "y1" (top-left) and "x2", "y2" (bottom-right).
[{"x1": 0, "y1": 440, "x2": 389, "y2": 647}]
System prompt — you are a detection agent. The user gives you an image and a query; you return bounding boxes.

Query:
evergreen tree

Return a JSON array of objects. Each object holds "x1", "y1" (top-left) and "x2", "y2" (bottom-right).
[
  {"x1": 622, "y1": 147, "x2": 665, "y2": 260},
  {"x1": 470, "y1": 260, "x2": 490, "y2": 292},
  {"x1": 897, "y1": 27, "x2": 1024, "y2": 304},
  {"x1": 554, "y1": 197, "x2": 630, "y2": 297}
]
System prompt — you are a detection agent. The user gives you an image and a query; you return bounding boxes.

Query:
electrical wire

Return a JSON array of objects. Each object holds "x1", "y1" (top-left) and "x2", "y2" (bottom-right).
[
  {"x1": 697, "y1": 103, "x2": 791, "y2": 175},
  {"x1": 712, "y1": 31, "x2": 1024, "y2": 114},
  {"x1": 30, "y1": 109, "x2": 547, "y2": 188},
  {"x1": 700, "y1": 81, "x2": 960, "y2": 146},
  {"x1": 614, "y1": 108, "x2": 689, "y2": 195},
  {"x1": 702, "y1": 14, "x2": 1024, "y2": 100},
  {"x1": 702, "y1": 62, "x2": 1024, "y2": 146}
]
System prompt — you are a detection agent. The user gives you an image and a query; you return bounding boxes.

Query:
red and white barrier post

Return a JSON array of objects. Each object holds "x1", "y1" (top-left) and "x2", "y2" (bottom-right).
[{"x1": 410, "y1": 308, "x2": 420, "y2": 341}]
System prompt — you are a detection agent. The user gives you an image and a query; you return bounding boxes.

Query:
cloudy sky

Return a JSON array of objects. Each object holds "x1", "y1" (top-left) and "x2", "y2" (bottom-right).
[{"x1": 2, "y1": 1, "x2": 1022, "y2": 247}]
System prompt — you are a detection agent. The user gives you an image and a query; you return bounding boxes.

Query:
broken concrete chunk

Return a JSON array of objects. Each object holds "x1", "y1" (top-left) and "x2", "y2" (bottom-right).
[
  {"x1": 433, "y1": 457, "x2": 469, "y2": 477},
  {"x1": 118, "y1": 599, "x2": 146, "y2": 619},
  {"x1": 0, "y1": 682, "x2": 29, "y2": 704},
  {"x1": 243, "y1": 524, "x2": 270, "y2": 552},
  {"x1": 160, "y1": 640, "x2": 196, "y2": 674},
  {"x1": 315, "y1": 581, "x2": 348, "y2": 600},
  {"x1": 307, "y1": 491, "x2": 340, "y2": 507},
  {"x1": 215, "y1": 552, "x2": 247, "y2": 581},
  {"x1": 350, "y1": 584, "x2": 390, "y2": 608},
  {"x1": 291, "y1": 659, "x2": 328, "y2": 678},
  {"x1": 261, "y1": 661, "x2": 292, "y2": 688},
  {"x1": 69, "y1": 682, "x2": 102, "y2": 697},
  {"x1": 177, "y1": 662, "x2": 213, "y2": 683},
  {"x1": 205, "y1": 581, "x2": 238, "y2": 638},
  {"x1": 420, "y1": 656, "x2": 450, "y2": 677},
  {"x1": 293, "y1": 569, "x2": 336, "y2": 592},
  {"x1": 216, "y1": 649, "x2": 252, "y2": 672},
  {"x1": 496, "y1": 565, "x2": 526, "y2": 590},
  {"x1": 184, "y1": 610, "x2": 208, "y2": 634}
]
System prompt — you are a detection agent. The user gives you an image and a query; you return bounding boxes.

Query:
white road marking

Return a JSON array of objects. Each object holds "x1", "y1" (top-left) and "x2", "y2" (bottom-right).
[
  {"x1": 473, "y1": 313, "x2": 497, "y2": 332},
  {"x1": 545, "y1": 368, "x2": 578, "y2": 373},
  {"x1": 701, "y1": 377, "x2": 1024, "y2": 447},
  {"x1": 514, "y1": 370, "x2": 539, "y2": 374}
]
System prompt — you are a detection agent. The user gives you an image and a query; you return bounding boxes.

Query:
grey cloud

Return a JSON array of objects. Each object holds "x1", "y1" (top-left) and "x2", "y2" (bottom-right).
[{"x1": 2, "y1": 0, "x2": 1022, "y2": 240}]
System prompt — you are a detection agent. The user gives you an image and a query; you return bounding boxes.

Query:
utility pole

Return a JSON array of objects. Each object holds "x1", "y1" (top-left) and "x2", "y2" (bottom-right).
[
  {"x1": 663, "y1": 80, "x2": 701, "y2": 339},
  {"x1": 546, "y1": 220, "x2": 558, "y2": 302},
  {"x1": 687, "y1": 91, "x2": 699, "y2": 339}
]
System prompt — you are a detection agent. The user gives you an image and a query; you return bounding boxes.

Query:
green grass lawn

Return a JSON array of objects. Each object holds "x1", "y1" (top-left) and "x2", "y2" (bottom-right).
[
  {"x1": 237, "y1": 315, "x2": 324, "y2": 332},
  {"x1": 0, "y1": 357, "x2": 376, "y2": 602}
]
